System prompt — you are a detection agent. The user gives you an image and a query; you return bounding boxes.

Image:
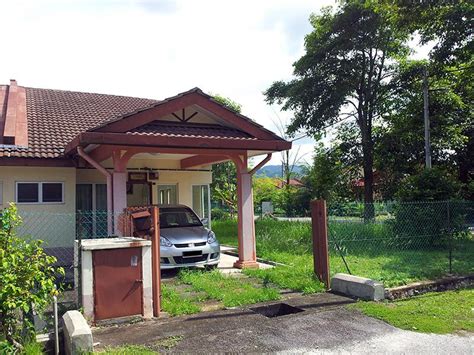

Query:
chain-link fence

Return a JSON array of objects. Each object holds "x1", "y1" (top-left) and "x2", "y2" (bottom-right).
[
  {"x1": 16, "y1": 210, "x2": 137, "y2": 286},
  {"x1": 327, "y1": 200, "x2": 474, "y2": 287}
]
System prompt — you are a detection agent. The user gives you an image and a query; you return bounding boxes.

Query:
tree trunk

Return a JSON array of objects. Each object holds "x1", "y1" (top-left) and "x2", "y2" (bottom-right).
[{"x1": 362, "y1": 136, "x2": 375, "y2": 221}]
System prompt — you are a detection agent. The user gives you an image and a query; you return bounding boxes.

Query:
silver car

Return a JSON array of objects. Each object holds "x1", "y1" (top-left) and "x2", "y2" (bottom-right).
[{"x1": 158, "y1": 205, "x2": 220, "y2": 269}]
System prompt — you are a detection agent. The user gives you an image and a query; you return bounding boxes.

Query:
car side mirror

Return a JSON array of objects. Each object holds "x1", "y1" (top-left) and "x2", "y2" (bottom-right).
[{"x1": 200, "y1": 218, "x2": 208, "y2": 225}]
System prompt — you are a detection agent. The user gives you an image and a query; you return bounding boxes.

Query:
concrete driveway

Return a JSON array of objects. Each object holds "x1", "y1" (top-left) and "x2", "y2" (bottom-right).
[{"x1": 93, "y1": 292, "x2": 473, "y2": 354}]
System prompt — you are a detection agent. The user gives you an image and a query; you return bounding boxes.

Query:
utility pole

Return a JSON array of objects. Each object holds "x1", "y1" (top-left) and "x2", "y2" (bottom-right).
[{"x1": 423, "y1": 67, "x2": 432, "y2": 169}]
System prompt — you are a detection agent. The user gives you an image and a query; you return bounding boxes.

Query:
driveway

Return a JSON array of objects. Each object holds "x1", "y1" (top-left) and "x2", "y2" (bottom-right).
[{"x1": 93, "y1": 292, "x2": 473, "y2": 354}]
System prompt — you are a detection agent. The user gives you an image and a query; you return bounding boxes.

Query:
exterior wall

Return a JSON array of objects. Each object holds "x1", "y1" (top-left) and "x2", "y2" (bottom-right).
[
  {"x1": 0, "y1": 166, "x2": 76, "y2": 249},
  {"x1": 77, "y1": 157, "x2": 212, "y2": 208},
  {"x1": 0, "y1": 158, "x2": 211, "y2": 249}
]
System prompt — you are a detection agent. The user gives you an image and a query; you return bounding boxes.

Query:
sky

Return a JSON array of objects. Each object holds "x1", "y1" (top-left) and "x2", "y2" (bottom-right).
[{"x1": 0, "y1": 0, "x2": 339, "y2": 165}]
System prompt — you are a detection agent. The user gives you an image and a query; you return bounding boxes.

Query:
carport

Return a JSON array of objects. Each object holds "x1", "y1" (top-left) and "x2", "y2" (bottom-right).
[{"x1": 65, "y1": 88, "x2": 291, "y2": 269}]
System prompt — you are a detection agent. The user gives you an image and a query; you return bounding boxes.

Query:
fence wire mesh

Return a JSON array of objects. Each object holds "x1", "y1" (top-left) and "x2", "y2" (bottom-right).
[
  {"x1": 327, "y1": 200, "x2": 474, "y2": 287},
  {"x1": 11, "y1": 200, "x2": 474, "y2": 293}
]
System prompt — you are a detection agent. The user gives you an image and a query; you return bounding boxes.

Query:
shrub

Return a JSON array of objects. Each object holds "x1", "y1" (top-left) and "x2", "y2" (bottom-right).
[
  {"x1": 395, "y1": 168, "x2": 461, "y2": 201},
  {"x1": 0, "y1": 204, "x2": 62, "y2": 350},
  {"x1": 211, "y1": 208, "x2": 231, "y2": 221},
  {"x1": 392, "y1": 169, "x2": 467, "y2": 248}
]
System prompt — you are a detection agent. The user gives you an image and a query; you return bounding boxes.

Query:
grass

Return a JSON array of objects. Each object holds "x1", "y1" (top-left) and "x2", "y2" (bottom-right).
[
  {"x1": 350, "y1": 288, "x2": 474, "y2": 334},
  {"x1": 213, "y1": 219, "x2": 474, "y2": 290},
  {"x1": 179, "y1": 269, "x2": 280, "y2": 307},
  {"x1": 98, "y1": 336, "x2": 184, "y2": 354},
  {"x1": 161, "y1": 283, "x2": 201, "y2": 316},
  {"x1": 98, "y1": 344, "x2": 157, "y2": 354}
]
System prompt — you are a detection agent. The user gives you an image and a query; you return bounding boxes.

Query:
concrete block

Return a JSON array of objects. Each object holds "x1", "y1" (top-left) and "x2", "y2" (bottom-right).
[
  {"x1": 331, "y1": 273, "x2": 384, "y2": 301},
  {"x1": 62, "y1": 310, "x2": 93, "y2": 355}
]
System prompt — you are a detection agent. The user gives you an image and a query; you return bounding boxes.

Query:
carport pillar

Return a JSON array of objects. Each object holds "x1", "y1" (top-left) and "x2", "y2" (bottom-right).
[
  {"x1": 112, "y1": 150, "x2": 135, "y2": 235},
  {"x1": 112, "y1": 172, "x2": 127, "y2": 235},
  {"x1": 233, "y1": 156, "x2": 258, "y2": 269}
]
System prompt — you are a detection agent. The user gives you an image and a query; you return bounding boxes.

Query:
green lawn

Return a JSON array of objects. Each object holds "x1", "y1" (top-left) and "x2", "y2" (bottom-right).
[
  {"x1": 351, "y1": 288, "x2": 474, "y2": 334},
  {"x1": 161, "y1": 269, "x2": 281, "y2": 316},
  {"x1": 179, "y1": 269, "x2": 280, "y2": 307},
  {"x1": 213, "y1": 219, "x2": 474, "y2": 290}
]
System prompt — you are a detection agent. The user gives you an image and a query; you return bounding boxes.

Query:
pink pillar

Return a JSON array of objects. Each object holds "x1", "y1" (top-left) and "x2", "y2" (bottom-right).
[
  {"x1": 112, "y1": 172, "x2": 127, "y2": 235},
  {"x1": 234, "y1": 170, "x2": 258, "y2": 269},
  {"x1": 112, "y1": 150, "x2": 135, "y2": 235}
]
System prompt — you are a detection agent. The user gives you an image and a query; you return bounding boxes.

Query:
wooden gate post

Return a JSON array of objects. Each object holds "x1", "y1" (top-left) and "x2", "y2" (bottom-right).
[
  {"x1": 151, "y1": 206, "x2": 161, "y2": 317},
  {"x1": 311, "y1": 200, "x2": 330, "y2": 289}
]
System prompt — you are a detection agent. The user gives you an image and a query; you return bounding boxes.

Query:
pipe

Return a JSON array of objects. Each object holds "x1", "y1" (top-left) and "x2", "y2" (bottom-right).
[
  {"x1": 53, "y1": 295, "x2": 59, "y2": 355},
  {"x1": 77, "y1": 146, "x2": 114, "y2": 235},
  {"x1": 248, "y1": 153, "x2": 272, "y2": 176}
]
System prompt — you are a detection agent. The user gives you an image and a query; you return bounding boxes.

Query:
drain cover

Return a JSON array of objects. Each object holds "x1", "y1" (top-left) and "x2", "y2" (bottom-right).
[{"x1": 250, "y1": 303, "x2": 304, "y2": 318}]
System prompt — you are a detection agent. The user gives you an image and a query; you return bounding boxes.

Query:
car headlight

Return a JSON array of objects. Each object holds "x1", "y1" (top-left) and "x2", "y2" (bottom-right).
[
  {"x1": 160, "y1": 236, "x2": 172, "y2": 247},
  {"x1": 207, "y1": 231, "x2": 217, "y2": 244}
]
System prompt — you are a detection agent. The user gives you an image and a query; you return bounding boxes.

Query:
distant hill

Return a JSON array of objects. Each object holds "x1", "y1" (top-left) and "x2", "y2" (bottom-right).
[{"x1": 255, "y1": 165, "x2": 305, "y2": 178}]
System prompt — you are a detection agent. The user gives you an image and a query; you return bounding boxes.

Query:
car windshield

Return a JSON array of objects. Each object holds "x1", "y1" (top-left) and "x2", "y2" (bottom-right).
[{"x1": 159, "y1": 207, "x2": 202, "y2": 228}]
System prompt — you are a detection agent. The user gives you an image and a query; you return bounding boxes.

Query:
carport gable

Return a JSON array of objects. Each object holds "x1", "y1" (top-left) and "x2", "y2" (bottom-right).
[{"x1": 64, "y1": 87, "x2": 290, "y2": 156}]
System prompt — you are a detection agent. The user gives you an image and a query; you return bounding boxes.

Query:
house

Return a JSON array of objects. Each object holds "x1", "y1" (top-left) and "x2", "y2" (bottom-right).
[
  {"x1": 274, "y1": 178, "x2": 304, "y2": 189},
  {"x1": 0, "y1": 80, "x2": 291, "y2": 269}
]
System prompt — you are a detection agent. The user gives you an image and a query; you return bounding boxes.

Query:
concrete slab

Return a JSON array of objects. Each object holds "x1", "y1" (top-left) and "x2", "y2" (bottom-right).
[
  {"x1": 331, "y1": 273, "x2": 385, "y2": 301},
  {"x1": 217, "y1": 250, "x2": 273, "y2": 275}
]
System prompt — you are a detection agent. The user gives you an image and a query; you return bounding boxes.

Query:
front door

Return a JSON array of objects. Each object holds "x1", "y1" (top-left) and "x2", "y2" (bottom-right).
[{"x1": 93, "y1": 247, "x2": 143, "y2": 320}]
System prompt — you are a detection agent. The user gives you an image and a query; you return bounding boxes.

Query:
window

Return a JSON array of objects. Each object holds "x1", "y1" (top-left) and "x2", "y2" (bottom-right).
[
  {"x1": 16, "y1": 182, "x2": 64, "y2": 204},
  {"x1": 159, "y1": 207, "x2": 202, "y2": 229},
  {"x1": 17, "y1": 183, "x2": 39, "y2": 203},
  {"x1": 192, "y1": 185, "x2": 210, "y2": 224},
  {"x1": 42, "y1": 183, "x2": 63, "y2": 203},
  {"x1": 157, "y1": 185, "x2": 177, "y2": 205}
]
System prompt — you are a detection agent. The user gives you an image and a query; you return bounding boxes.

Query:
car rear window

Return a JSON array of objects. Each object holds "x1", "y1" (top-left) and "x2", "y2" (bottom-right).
[{"x1": 159, "y1": 208, "x2": 202, "y2": 228}]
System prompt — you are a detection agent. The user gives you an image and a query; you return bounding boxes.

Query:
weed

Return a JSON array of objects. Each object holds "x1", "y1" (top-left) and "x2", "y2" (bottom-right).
[
  {"x1": 153, "y1": 335, "x2": 183, "y2": 350},
  {"x1": 161, "y1": 284, "x2": 200, "y2": 316},
  {"x1": 179, "y1": 269, "x2": 280, "y2": 307},
  {"x1": 98, "y1": 344, "x2": 156, "y2": 354}
]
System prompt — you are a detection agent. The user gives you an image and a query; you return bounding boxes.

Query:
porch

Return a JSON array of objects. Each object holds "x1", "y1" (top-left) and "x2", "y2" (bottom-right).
[{"x1": 67, "y1": 88, "x2": 291, "y2": 268}]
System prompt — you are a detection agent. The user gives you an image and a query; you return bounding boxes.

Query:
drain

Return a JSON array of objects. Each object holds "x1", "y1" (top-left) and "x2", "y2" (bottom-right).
[{"x1": 250, "y1": 303, "x2": 304, "y2": 318}]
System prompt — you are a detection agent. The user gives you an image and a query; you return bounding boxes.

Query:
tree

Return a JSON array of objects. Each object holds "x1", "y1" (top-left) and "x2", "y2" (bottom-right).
[
  {"x1": 0, "y1": 204, "x2": 62, "y2": 350},
  {"x1": 302, "y1": 145, "x2": 351, "y2": 203},
  {"x1": 375, "y1": 59, "x2": 473, "y2": 199},
  {"x1": 210, "y1": 94, "x2": 241, "y2": 215},
  {"x1": 212, "y1": 94, "x2": 242, "y2": 113},
  {"x1": 265, "y1": 1, "x2": 410, "y2": 218},
  {"x1": 253, "y1": 177, "x2": 281, "y2": 211},
  {"x1": 396, "y1": 0, "x2": 473, "y2": 65},
  {"x1": 272, "y1": 115, "x2": 307, "y2": 216}
]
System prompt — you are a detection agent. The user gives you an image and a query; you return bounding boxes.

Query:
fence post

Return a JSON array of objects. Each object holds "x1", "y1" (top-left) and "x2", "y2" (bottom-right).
[{"x1": 311, "y1": 199, "x2": 330, "y2": 289}]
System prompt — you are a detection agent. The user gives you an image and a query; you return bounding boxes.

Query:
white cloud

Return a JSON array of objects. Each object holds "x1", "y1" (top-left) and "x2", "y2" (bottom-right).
[{"x1": 0, "y1": 0, "x2": 336, "y2": 164}]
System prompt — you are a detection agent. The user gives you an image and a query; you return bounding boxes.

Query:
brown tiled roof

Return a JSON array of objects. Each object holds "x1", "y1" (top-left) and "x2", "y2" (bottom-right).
[
  {"x1": 128, "y1": 121, "x2": 256, "y2": 140},
  {"x1": 0, "y1": 85, "x2": 288, "y2": 160},
  {"x1": 0, "y1": 86, "x2": 158, "y2": 158}
]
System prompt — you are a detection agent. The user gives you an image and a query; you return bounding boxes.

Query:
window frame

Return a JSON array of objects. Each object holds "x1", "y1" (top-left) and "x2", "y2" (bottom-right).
[
  {"x1": 15, "y1": 181, "x2": 65, "y2": 205},
  {"x1": 191, "y1": 184, "x2": 211, "y2": 228}
]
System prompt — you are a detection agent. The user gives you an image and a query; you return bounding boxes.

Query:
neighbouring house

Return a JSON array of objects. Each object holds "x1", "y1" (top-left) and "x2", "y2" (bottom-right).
[
  {"x1": 0, "y1": 80, "x2": 291, "y2": 269},
  {"x1": 274, "y1": 178, "x2": 304, "y2": 189}
]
